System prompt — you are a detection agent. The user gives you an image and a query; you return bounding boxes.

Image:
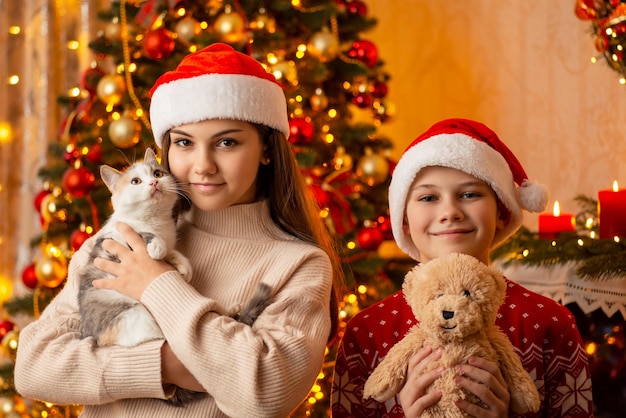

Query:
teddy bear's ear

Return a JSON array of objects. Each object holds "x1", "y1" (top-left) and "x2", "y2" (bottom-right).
[{"x1": 490, "y1": 267, "x2": 507, "y2": 304}]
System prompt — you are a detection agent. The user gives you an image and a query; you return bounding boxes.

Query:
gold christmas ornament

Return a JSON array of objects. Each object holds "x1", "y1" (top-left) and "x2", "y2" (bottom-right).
[
  {"x1": 271, "y1": 60, "x2": 298, "y2": 84},
  {"x1": 356, "y1": 148, "x2": 389, "y2": 186},
  {"x1": 310, "y1": 87, "x2": 329, "y2": 111},
  {"x1": 374, "y1": 98, "x2": 396, "y2": 122},
  {"x1": 104, "y1": 20, "x2": 122, "y2": 40},
  {"x1": 333, "y1": 146, "x2": 354, "y2": 170},
  {"x1": 0, "y1": 274, "x2": 13, "y2": 304},
  {"x1": 40, "y1": 193, "x2": 71, "y2": 223},
  {"x1": 175, "y1": 17, "x2": 201, "y2": 43},
  {"x1": 108, "y1": 114, "x2": 141, "y2": 148},
  {"x1": 2, "y1": 330, "x2": 19, "y2": 361},
  {"x1": 0, "y1": 120, "x2": 13, "y2": 143},
  {"x1": 96, "y1": 74, "x2": 126, "y2": 106},
  {"x1": 35, "y1": 251, "x2": 68, "y2": 288},
  {"x1": 250, "y1": 8, "x2": 276, "y2": 33},
  {"x1": 308, "y1": 28, "x2": 339, "y2": 62},
  {"x1": 214, "y1": 6, "x2": 246, "y2": 43}
]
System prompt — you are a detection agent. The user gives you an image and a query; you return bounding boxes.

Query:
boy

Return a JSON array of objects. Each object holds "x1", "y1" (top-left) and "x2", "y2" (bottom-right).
[{"x1": 331, "y1": 119, "x2": 593, "y2": 417}]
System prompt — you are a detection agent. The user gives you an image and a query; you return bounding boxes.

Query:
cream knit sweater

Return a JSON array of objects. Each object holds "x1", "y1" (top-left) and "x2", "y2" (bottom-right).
[{"x1": 15, "y1": 200, "x2": 333, "y2": 417}]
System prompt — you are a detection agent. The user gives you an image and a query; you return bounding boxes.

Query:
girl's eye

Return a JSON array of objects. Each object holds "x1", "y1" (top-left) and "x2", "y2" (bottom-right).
[
  {"x1": 131, "y1": 177, "x2": 141, "y2": 185},
  {"x1": 218, "y1": 138, "x2": 237, "y2": 148},
  {"x1": 173, "y1": 138, "x2": 191, "y2": 147},
  {"x1": 462, "y1": 289, "x2": 471, "y2": 297}
]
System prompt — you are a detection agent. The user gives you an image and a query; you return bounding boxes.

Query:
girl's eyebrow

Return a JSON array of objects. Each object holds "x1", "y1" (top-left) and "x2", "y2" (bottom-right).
[{"x1": 170, "y1": 128, "x2": 244, "y2": 139}]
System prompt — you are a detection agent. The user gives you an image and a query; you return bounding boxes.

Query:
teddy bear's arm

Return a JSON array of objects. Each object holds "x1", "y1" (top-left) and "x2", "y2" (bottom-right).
[
  {"x1": 487, "y1": 328, "x2": 541, "y2": 413},
  {"x1": 363, "y1": 327, "x2": 426, "y2": 402}
]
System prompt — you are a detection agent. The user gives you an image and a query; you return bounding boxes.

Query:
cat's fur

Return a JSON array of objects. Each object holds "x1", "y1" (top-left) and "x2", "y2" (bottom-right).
[
  {"x1": 78, "y1": 148, "x2": 275, "y2": 406},
  {"x1": 77, "y1": 148, "x2": 200, "y2": 406}
]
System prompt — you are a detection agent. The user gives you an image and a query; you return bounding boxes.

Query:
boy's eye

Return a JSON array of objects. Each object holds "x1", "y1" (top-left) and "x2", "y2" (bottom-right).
[
  {"x1": 461, "y1": 191, "x2": 480, "y2": 199},
  {"x1": 418, "y1": 195, "x2": 437, "y2": 202},
  {"x1": 131, "y1": 177, "x2": 141, "y2": 185}
]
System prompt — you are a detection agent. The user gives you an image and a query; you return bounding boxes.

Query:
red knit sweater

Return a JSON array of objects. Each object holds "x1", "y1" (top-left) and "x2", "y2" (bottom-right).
[{"x1": 331, "y1": 279, "x2": 593, "y2": 418}]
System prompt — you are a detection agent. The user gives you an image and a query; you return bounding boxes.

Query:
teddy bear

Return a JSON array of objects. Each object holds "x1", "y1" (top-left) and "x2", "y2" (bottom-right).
[{"x1": 363, "y1": 253, "x2": 541, "y2": 417}]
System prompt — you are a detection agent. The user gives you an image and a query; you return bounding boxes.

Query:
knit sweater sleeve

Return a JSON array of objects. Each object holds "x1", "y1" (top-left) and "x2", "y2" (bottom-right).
[
  {"x1": 14, "y1": 239, "x2": 169, "y2": 405},
  {"x1": 140, "y1": 246, "x2": 333, "y2": 418}
]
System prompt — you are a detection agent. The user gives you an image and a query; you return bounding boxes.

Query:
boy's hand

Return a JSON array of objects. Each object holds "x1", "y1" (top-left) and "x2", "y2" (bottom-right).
[
  {"x1": 397, "y1": 346, "x2": 443, "y2": 417},
  {"x1": 454, "y1": 356, "x2": 510, "y2": 417}
]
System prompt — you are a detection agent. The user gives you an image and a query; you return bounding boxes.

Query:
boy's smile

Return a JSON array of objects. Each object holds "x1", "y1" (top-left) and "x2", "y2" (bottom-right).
[{"x1": 403, "y1": 166, "x2": 505, "y2": 265}]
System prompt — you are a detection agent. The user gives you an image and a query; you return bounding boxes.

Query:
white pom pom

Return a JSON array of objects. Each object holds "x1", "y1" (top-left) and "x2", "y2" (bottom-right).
[{"x1": 517, "y1": 179, "x2": 549, "y2": 213}]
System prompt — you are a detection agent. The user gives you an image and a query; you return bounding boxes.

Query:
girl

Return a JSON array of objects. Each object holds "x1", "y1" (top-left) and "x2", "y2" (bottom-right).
[
  {"x1": 15, "y1": 43, "x2": 344, "y2": 418},
  {"x1": 331, "y1": 118, "x2": 593, "y2": 417}
]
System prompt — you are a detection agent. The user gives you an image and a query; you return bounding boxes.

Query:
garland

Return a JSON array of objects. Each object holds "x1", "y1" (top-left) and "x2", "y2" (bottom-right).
[
  {"x1": 575, "y1": 0, "x2": 626, "y2": 80},
  {"x1": 490, "y1": 195, "x2": 626, "y2": 280}
]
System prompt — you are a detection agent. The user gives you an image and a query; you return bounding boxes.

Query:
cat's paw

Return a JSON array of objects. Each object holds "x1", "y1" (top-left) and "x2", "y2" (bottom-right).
[
  {"x1": 146, "y1": 239, "x2": 167, "y2": 260},
  {"x1": 166, "y1": 251, "x2": 193, "y2": 282}
]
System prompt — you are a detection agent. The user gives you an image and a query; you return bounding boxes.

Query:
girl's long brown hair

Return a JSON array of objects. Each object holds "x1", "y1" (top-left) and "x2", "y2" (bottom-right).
[{"x1": 160, "y1": 124, "x2": 345, "y2": 343}]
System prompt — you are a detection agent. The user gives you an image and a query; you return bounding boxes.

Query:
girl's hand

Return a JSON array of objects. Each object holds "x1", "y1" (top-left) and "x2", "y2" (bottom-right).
[
  {"x1": 92, "y1": 222, "x2": 175, "y2": 300},
  {"x1": 454, "y1": 356, "x2": 510, "y2": 417},
  {"x1": 161, "y1": 342, "x2": 205, "y2": 392},
  {"x1": 397, "y1": 346, "x2": 444, "y2": 417}
]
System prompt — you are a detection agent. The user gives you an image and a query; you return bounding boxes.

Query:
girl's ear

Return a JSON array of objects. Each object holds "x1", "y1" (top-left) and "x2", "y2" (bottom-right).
[{"x1": 402, "y1": 216, "x2": 410, "y2": 236}]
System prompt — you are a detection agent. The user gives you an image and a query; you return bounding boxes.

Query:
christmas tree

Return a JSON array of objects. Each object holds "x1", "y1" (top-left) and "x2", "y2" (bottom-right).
[{"x1": 1, "y1": 0, "x2": 405, "y2": 416}]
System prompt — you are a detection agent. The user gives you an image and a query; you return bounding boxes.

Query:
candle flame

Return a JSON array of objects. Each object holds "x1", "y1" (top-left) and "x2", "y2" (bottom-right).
[
  {"x1": 613, "y1": 180, "x2": 619, "y2": 192},
  {"x1": 552, "y1": 201, "x2": 561, "y2": 217}
]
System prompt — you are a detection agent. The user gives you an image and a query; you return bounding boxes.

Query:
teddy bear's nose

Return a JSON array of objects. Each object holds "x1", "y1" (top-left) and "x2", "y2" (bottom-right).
[{"x1": 442, "y1": 310, "x2": 454, "y2": 320}]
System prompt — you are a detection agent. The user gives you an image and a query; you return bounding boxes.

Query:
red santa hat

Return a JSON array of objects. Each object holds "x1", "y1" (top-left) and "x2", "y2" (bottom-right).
[
  {"x1": 389, "y1": 118, "x2": 549, "y2": 260},
  {"x1": 149, "y1": 43, "x2": 289, "y2": 147}
]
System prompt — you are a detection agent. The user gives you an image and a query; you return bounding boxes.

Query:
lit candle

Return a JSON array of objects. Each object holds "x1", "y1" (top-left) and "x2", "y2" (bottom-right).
[
  {"x1": 538, "y1": 201, "x2": 575, "y2": 239},
  {"x1": 598, "y1": 180, "x2": 626, "y2": 239}
]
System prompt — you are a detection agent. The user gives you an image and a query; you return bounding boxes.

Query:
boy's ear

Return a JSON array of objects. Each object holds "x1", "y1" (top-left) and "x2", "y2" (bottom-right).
[{"x1": 496, "y1": 200, "x2": 510, "y2": 231}]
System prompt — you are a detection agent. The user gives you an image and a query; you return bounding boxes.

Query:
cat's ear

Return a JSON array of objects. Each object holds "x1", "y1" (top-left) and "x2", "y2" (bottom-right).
[
  {"x1": 144, "y1": 148, "x2": 157, "y2": 165},
  {"x1": 100, "y1": 165, "x2": 122, "y2": 192}
]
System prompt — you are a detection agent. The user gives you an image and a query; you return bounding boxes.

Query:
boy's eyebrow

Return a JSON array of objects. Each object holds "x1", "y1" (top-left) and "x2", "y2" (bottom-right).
[{"x1": 409, "y1": 180, "x2": 490, "y2": 191}]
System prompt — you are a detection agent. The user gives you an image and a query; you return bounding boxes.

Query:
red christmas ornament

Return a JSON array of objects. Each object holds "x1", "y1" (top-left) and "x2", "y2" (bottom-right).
[
  {"x1": 357, "y1": 225, "x2": 385, "y2": 251},
  {"x1": 346, "y1": 0, "x2": 367, "y2": 16},
  {"x1": 377, "y1": 215, "x2": 394, "y2": 240},
  {"x1": 80, "y1": 67, "x2": 106, "y2": 95},
  {"x1": 62, "y1": 166, "x2": 96, "y2": 198},
  {"x1": 63, "y1": 144, "x2": 81, "y2": 165},
  {"x1": 85, "y1": 143, "x2": 103, "y2": 164},
  {"x1": 33, "y1": 190, "x2": 51, "y2": 211},
  {"x1": 371, "y1": 80, "x2": 388, "y2": 98},
  {"x1": 21, "y1": 264, "x2": 38, "y2": 289},
  {"x1": 309, "y1": 183, "x2": 329, "y2": 208},
  {"x1": 288, "y1": 117, "x2": 315, "y2": 145},
  {"x1": 143, "y1": 28, "x2": 176, "y2": 60},
  {"x1": 70, "y1": 229, "x2": 92, "y2": 251},
  {"x1": 351, "y1": 92, "x2": 373, "y2": 108},
  {"x1": 347, "y1": 40, "x2": 378, "y2": 67},
  {"x1": 0, "y1": 320, "x2": 15, "y2": 338}
]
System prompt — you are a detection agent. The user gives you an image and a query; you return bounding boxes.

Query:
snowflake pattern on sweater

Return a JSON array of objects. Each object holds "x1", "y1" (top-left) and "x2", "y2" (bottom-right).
[{"x1": 331, "y1": 279, "x2": 593, "y2": 418}]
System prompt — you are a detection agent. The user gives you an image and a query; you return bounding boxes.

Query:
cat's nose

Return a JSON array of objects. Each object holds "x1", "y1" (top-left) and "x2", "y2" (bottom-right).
[{"x1": 442, "y1": 310, "x2": 454, "y2": 320}]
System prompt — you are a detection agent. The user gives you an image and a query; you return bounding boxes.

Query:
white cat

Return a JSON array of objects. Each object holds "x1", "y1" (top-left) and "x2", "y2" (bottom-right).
[{"x1": 77, "y1": 148, "x2": 199, "y2": 406}]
